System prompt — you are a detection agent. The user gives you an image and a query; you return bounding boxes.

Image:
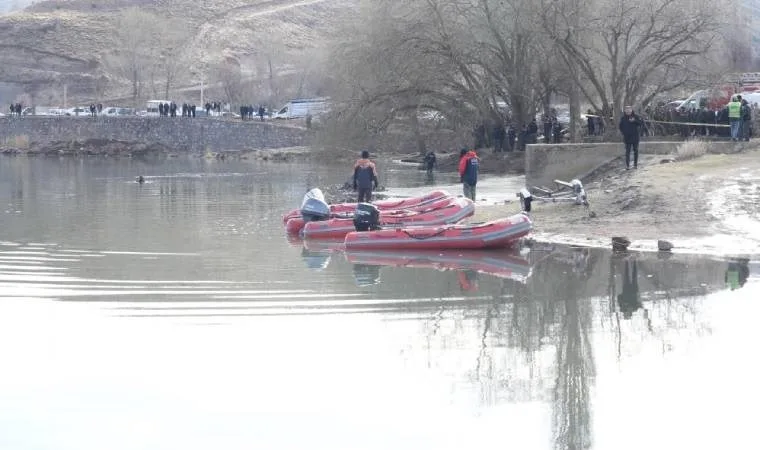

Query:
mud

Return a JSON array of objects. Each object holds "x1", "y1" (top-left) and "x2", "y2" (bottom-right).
[{"x1": 468, "y1": 149, "x2": 760, "y2": 256}]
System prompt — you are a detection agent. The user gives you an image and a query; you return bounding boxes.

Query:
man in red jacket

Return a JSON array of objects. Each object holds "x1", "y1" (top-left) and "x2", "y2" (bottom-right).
[
  {"x1": 458, "y1": 148, "x2": 479, "y2": 201},
  {"x1": 353, "y1": 150, "x2": 379, "y2": 203}
]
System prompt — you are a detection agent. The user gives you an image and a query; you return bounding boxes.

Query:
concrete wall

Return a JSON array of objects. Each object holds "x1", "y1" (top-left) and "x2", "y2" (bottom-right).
[
  {"x1": 0, "y1": 116, "x2": 311, "y2": 152},
  {"x1": 525, "y1": 141, "x2": 747, "y2": 188}
]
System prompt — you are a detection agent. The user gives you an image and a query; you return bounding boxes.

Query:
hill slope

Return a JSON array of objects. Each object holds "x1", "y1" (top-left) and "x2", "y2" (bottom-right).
[{"x1": 0, "y1": 0, "x2": 355, "y2": 105}]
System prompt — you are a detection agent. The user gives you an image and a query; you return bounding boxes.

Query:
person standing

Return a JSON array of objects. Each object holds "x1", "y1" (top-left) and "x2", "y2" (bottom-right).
[
  {"x1": 542, "y1": 114, "x2": 552, "y2": 143},
  {"x1": 727, "y1": 95, "x2": 742, "y2": 141},
  {"x1": 741, "y1": 98, "x2": 752, "y2": 141},
  {"x1": 586, "y1": 109, "x2": 595, "y2": 136},
  {"x1": 423, "y1": 150, "x2": 436, "y2": 176},
  {"x1": 618, "y1": 105, "x2": 643, "y2": 170},
  {"x1": 353, "y1": 150, "x2": 379, "y2": 203},
  {"x1": 458, "y1": 147, "x2": 479, "y2": 201}
]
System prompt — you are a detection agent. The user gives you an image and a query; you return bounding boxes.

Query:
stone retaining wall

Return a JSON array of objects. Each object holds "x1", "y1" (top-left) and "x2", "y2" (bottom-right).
[{"x1": 0, "y1": 116, "x2": 311, "y2": 153}]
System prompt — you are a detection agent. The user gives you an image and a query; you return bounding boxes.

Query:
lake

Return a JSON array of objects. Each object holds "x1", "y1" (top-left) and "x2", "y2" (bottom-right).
[{"x1": 0, "y1": 156, "x2": 757, "y2": 450}]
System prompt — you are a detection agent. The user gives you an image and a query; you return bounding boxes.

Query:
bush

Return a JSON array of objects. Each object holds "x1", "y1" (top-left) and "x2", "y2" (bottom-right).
[{"x1": 675, "y1": 139, "x2": 708, "y2": 161}]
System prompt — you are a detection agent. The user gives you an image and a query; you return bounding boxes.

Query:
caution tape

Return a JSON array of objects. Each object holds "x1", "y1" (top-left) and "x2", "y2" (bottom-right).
[
  {"x1": 583, "y1": 114, "x2": 731, "y2": 128},
  {"x1": 643, "y1": 118, "x2": 731, "y2": 128}
]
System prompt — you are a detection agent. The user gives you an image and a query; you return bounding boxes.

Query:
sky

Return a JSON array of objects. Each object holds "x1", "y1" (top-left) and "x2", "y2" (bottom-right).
[{"x1": 0, "y1": 0, "x2": 37, "y2": 13}]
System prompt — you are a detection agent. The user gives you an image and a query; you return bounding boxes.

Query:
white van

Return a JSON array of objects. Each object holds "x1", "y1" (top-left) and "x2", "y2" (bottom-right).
[{"x1": 272, "y1": 98, "x2": 329, "y2": 119}]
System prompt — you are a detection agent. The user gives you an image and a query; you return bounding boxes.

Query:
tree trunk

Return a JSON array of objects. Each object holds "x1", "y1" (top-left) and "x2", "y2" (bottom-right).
[
  {"x1": 132, "y1": 69, "x2": 138, "y2": 102},
  {"x1": 411, "y1": 109, "x2": 426, "y2": 155},
  {"x1": 569, "y1": 82, "x2": 580, "y2": 142}
]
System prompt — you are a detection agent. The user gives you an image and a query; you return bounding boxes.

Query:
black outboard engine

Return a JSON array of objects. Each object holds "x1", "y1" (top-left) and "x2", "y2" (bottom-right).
[
  {"x1": 353, "y1": 203, "x2": 381, "y2": 231},
  {"x1": 300, "y1": 188, "x2": 330, "y2": 223}
]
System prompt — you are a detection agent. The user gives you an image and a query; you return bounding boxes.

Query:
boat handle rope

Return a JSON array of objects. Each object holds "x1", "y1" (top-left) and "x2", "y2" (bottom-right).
[{"x1": 400, "y1": 227, "x2": 452, "y2": 240}]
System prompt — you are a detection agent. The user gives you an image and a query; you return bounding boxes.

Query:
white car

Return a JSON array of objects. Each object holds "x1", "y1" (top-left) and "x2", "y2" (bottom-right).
[
  {"x1": 66, "y1": 106, "x2": 91, "y2": 116},
  {"x1": 101, "y1": 107, "x2": 135, "y2": 117}
]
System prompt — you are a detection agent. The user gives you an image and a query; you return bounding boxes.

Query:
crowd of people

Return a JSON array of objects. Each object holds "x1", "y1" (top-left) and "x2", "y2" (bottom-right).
[
  {"x1": 473, "y1": 119, "x2": 540, "y2": 152},
  {"x1": 239, "y1": 105, "x2": 267, "y2": 121},
  {"x1": 7, "y1": 103, "x2": 23, "y2": 116},
  {"x1": 155, "y1": 102, "x2": 198, "y2": 117}
]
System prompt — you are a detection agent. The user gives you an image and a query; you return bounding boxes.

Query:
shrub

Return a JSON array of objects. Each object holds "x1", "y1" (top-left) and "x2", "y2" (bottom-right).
[{"x1": 675, "y1": 139, "x2": 708, "y2": 161}]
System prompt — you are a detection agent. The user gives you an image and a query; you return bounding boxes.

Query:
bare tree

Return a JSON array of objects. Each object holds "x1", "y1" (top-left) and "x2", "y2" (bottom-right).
[
  {"x1": 216, "y1": 58, "x2": 244, "y2": 105},
  {"x1": 541, "y1": 0, "x2": 725, "y2": 126},
  {"x1": 105, "y1": 8, "x2": 190, "y2": 103},
  {"x1": 324, "y1": 0, "x2": 556, "y2": 152},
  {"x1": 105, "y1": 8, "x2": 158, "y2": 102},
  {"x1": 155, "y1": 19, "x2": 191, "y2": 100}
]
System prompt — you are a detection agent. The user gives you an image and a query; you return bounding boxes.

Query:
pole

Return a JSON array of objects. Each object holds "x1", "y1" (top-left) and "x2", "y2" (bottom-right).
[
  {"x1": 200, "y1": 76, "x2": 204, "y2": 106},
  {"x1": 63, "y1": 84, "x2": 67, "y2": 109}
]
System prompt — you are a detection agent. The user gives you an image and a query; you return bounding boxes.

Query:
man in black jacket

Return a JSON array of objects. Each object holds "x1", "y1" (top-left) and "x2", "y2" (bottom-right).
[{"x1": 619, "y1": 106, "x2": 643, "y2": 169}]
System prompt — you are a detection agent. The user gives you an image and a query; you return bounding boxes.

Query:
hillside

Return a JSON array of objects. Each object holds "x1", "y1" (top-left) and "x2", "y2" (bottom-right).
[{"x1": 0, "y1": 0, "x2": 355, "y2": 105}]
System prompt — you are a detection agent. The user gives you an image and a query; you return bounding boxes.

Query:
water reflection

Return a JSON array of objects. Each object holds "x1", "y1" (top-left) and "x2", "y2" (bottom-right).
[
  {"x1": 615, "y1": 258, "x2": 642, "y2": 319},
  {"x1": 343, "y1": 249, "x2": 532, "y2": 283},
  {"x1": 725, "y1": 258, "x2": 750, "y2": 290},
  {"x1": 301, "y1": 247, "x2": 331, "y2": 270},
  {"x1": 458, "y1": 269, "x2": 479, "y2": 292},
  {"x1": 352, "y1": 264, "x2": 382, "y2": 286}
]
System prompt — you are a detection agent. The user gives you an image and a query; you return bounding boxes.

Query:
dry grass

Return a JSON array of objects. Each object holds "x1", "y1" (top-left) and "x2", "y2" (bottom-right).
[
  {"x1": 675, "y1": 139, "x2": 708, "y2": 161},
  {"x1": 4, "y1": 135, "x2": 30, "y2": 149}
]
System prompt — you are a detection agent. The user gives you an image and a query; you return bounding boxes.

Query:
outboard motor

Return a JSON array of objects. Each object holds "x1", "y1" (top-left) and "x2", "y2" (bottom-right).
[
  {"x1": 353, "y1": 203, "x2": 381, "y2": 231},
  {"x1": 300, "y1": 188, "x2": 330, "y2": 222}
]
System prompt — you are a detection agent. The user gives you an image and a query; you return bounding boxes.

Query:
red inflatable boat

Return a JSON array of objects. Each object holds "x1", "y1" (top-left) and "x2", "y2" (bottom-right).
[
  {"x1": 282, "y1": 189, "x2": 451, "y2": 225},
  {"x1": 344, "y1": 213, "x2": 532, "y2": 250},
  {"x1": 344, "y1": 249, "x2": 532, "y2": 282},
  {"x1": 287, "y1": 195, "x2": 462, "y2": 235},
  {"x1": 301, "y1": 197, "x2": 475, "y2": 239}
]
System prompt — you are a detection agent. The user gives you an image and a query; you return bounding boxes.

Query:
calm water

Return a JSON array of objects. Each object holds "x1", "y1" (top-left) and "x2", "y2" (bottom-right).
[{"x1": 0, "y1": 156, "x2": 758, "y2": 450}]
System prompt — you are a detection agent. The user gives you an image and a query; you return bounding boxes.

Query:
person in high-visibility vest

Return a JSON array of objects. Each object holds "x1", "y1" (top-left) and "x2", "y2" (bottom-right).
[{"x1": 727, "y1": 95, "x2": 743, "y2": 141}]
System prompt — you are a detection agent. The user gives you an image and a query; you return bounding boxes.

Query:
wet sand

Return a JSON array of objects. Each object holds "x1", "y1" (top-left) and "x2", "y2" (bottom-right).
[{"x1": 468, "y1": 149, "x2": 760, "y2": 256}]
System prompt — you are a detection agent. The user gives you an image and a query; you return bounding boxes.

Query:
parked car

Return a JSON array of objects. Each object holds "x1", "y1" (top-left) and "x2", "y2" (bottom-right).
[
  {"x1": 66, "y1": 106, "x2": 90, "y2": 116},
  {"x1": 101, "y1": 107, "x2": 135, "y2": 117}
]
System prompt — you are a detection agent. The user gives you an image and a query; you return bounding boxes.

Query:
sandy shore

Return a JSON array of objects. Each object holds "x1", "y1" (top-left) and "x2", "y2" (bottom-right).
[{"x1": 467, "y1": 148, "x2": 760, "y2": 256}]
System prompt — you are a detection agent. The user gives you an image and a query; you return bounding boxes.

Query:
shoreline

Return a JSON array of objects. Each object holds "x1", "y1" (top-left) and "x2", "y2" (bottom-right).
[{"x1": 466, "y1": 149, "x2": 760, "y2": 258}]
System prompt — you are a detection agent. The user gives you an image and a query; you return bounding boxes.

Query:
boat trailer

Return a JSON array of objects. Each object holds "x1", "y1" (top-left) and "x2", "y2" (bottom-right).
[{"x1": 517, "y1": 179, "x2": 588, "y2": 213}]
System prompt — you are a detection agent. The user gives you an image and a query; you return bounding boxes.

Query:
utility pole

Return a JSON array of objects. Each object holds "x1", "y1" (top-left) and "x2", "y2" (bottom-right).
[{"x1": 63, "y1": 84, "x2": 67, "y2": 108}]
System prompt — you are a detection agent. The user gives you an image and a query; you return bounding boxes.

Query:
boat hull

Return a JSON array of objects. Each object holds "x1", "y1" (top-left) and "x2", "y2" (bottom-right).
[{"x1": 344, "y1": 213, "x2": 532, "y2": 250}]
